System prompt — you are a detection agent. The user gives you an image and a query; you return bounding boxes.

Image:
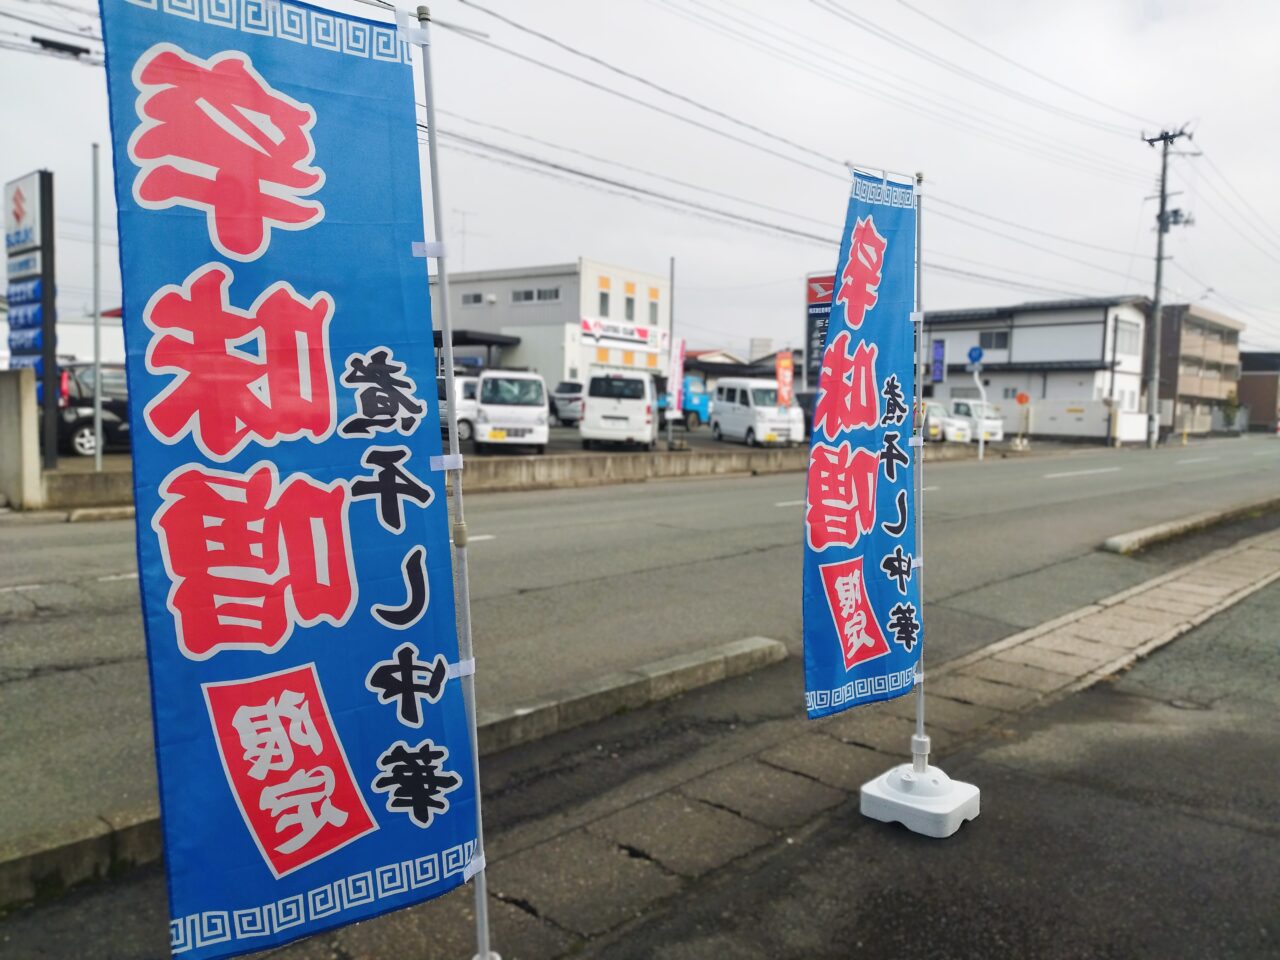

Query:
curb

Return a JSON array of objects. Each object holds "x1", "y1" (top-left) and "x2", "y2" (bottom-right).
[
  {"x1": 1101, "y1": 495, "x2": 1280, "y2": 554},
  {"x1": 67, "y1": 506, "x2": 136, "y2": 523},
  {"x1": 0, "y1": 636, "x2": 787, "y2": 910},
  {"x1": 476, "y1": 636, "x2": 787, "y2": 755}
]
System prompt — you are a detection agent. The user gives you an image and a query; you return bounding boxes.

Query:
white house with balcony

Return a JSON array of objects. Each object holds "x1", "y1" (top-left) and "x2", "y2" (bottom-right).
[{"x1": 923, "y1": 295, "x2": 1150, "y2": 442}]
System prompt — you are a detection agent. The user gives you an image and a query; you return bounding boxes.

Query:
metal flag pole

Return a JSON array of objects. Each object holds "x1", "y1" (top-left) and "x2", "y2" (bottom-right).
[
  {"x1": 911, "y1": 171, "x2": 928, "y2": 775},
  {"x1": 666, "y1": 254, "x2": 675, "y2": 449},
  {"x1": 415, "y1": 8, "x2": 496, "y2": 959},
  {"x1": 92, "y1": 142, "x2": 103, "y2": 474},
  {"x1": 859, "y1": 170, "x2": 979, "y2": 838}
]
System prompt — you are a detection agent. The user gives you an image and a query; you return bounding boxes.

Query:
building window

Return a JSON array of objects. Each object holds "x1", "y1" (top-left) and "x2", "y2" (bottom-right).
[
  {"x1": 536, "y1": 287, "x2": 560, "y2": 302},
  {"x1": 1002, "y1": 387, "x2": 1018, "y2": 399},
  {"x1": 625, "y1": 296, "x2": 635, "y2": 322},
  {"x1": 1114, "y1": 320, "x2": 1141, "y2": 355},
  {"x1": 599, "y1": 291, "x2": 610, "y2": 316},
  {"x1": 461, "y1": 292, "x2": 483, "y2": 306},
  {"x1": 979, "y1": 330, "x2": 1009, "y2": 350},
  {"x1": 648, "y1": 301, "x2": 658, "y2": 325},
  {"x1": 511, "y1": 289, "x2": 535, "y2": 303}
]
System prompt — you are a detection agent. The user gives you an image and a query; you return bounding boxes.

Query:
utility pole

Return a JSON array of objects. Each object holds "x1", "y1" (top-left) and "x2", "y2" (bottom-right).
[{"x1": 1143, "y1": 125, "x2": 1191, "y2": 449}]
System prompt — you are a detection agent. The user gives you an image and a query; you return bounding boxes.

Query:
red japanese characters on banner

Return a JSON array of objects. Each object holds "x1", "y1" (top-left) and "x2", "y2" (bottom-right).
[
  {"x1": 818, "y1": 556, "x2": 890, "y2": 670},
  {"x1": 835, "y1": 216, "x2": 887, "y2": 330},
  {"x1": 813, "y1": 331, "x2": 879, "y2": 440},
  {"x1": 145, "y1": 264, "x2": 336, "y2": 460},
  {"x1": 129, "y1": 44, "x2": 325, "y2": 262},
  {"x1": 204, "y1": 664, "x2": 377, "y2": 878},
  {"x1": 154, "y1": 462, "x2": 356, "y2": 660},
  {"x1": 805, "y1": 441, "x2": 879, "y2": 551}
]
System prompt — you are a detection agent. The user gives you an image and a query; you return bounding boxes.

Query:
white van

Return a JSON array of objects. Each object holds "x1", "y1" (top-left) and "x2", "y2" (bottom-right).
[
  {"x1": 579, "y1": 371, "x2": 658, "y2": 450},
  {"x1": 950, "y1": 399, "x2": 1004, "y2": 443},
  {"x1": 437, "y1": 375, "x2": 479, "y2": 441},
  {"x1": 474, "y1": 370, "x2": 550, "y2": 455},
  {"x1": 710, "y1": 377, "x2": 802, "y2": 446}
]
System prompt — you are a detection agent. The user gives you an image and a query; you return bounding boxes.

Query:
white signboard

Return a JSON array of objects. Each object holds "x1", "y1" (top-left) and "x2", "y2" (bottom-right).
[
  {"x1": 5, "y1": 172, "x2": 42, "y2": 255},
  {"x1": 6, "y1": 249, "x2": 41, "y2": 280}
]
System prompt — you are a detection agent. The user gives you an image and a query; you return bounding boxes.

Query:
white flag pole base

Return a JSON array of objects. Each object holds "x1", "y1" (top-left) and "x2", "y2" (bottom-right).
[
  {"x1": 860, "y1": 763, "x2": 980, "y2": 838},
  {"x1": 471, "y1": 953, "x2": 502, "y2": 960}
]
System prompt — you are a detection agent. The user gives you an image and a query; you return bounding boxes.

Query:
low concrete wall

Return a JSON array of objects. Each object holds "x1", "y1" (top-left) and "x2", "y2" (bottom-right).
[
  {"x1": 462, "y1": 446, "x2": 808, "y2": 493},
  {"x1": 29, "y1": 441, "x2": 981, "y2": 508},
  {"x1": 42, "y1": 469, "x2": 135, "y2": 509}
]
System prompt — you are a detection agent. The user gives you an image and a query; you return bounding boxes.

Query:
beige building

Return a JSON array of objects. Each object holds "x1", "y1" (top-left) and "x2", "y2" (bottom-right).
[{"x1": 1153, "y1": 304, "x2": 1245, "y2": 435}]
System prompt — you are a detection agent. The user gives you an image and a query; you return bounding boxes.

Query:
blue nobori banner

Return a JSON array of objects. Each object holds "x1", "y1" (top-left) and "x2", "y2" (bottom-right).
[
  {"x1": 99, "y1": 1, "x2": 478, "y2": 957},
  {"x1": 803, "y1": 173, "x2": 920, "y2": 720}
]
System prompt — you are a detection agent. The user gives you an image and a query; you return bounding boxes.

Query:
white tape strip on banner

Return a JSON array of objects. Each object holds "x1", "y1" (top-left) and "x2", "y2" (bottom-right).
[
  {"x1": 910, "y1": 311, "x2": 924, "y2": 324},
  {"x1": 395, "y1": 9, "x2": 430, "y2": 45},
  {"x1": 908, "y1": 436, "x2": 925, "y2": 447},
  {"x1": 430, "y1": 453, "x2": 464, "y2": 472},
  {"x1": 411, "y1": 241, "x2": 447, "y2": 259},
  {"x1": 446, "y1": 658, "x2": 476, "y2": 681},
  {"x1": 463, "y1": 851, "x2": 486, "y2": 882}
]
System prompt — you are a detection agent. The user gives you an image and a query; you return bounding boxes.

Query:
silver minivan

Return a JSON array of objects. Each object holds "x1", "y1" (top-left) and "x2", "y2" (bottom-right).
[{"x1": 710, "y1": 377, "x2": 803, "y2": 446}]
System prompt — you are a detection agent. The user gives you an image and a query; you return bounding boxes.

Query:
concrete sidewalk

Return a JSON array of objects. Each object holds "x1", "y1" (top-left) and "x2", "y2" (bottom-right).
[{"x1": 2, "y1": 531, "x2": 1278, "y2": 958}]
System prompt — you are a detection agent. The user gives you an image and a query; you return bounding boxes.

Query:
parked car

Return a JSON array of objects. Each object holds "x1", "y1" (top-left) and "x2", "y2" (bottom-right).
[
  {"x1": 580, "y1": 371, "x2": 658, "y2": 449},
  {"x1": 473, "y1": 369, "x2": 549, "y2": 454},
  {"x1": 709, "y1": 377, "x2": 802, "y2": 447},
  {"x1": 550, "y1": 380, "x2": 584, "y2": 425},
  {"x1": 950, "y1": 399, "x2": 1004, "y2": 443},
  {"x1": 923, "y1": 401, "x2": 972, "y2": 443},
  {"x1": 437, "y1": 375, "x2": 479, "y2": 441},
  {"x1": 54, "y1": 363, "x2": 131, "y2": 457}
]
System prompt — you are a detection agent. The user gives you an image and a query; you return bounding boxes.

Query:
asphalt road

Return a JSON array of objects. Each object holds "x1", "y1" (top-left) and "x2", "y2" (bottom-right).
[
  {"x1": 4, "y1": 535, "x2": 1277, "y2": 959},
  {"x1": 3, "y1": 434, "x2": 1278, "y2": 709}
]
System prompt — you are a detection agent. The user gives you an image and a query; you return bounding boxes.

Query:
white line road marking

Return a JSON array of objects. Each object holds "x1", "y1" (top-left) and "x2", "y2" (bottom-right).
[
  {"x1": 923, "y1": 486, "x2": 939, "y2": 492},
  {"x1": 0, "y1": 583, "x2": 42, "y2": 594},
  {"x1": 775, "y1": 499, "x2": 804, "y2": 507},
  {"x1": 1043, "y1": 467, "x2": 1122, "y2": 480},
  {"x1": 470, "y1": 534, "x2": 496, "y2": 543},
  {"x1": 97, "y1": 572, "x2": 139, "y2": 582},
  {"x1": 1177, "y1": 457, "x2": 1216, "y2": 465}
]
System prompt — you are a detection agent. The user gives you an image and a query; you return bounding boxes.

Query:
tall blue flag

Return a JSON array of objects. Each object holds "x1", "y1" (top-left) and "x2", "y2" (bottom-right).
[
  {"x1": 99, "y1": 1, "x2": 479, "y2": 956},
  {"x1": 803, "y1": 173, "x2": 920, "y2": 719}
]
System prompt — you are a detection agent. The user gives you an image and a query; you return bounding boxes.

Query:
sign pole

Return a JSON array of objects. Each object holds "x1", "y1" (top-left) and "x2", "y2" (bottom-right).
[
  {"x1": 972, "y1": 365, "x2": 986, "y2": 462},
  {"x1": 666, "y1": 254, "x2": 675, "y2": 449},
  {"x1": 911, "y1": 171, "x2": 929, "y2": 775},
  {"x1": 92, "y1": 143, "x2": 103, "y2": 473},
  {"x1": 416, "y1": 8, "x2": 496, "y2": 959},
  {"x1": 39, "y1": 171, "x2": 57, "y2": 472}
]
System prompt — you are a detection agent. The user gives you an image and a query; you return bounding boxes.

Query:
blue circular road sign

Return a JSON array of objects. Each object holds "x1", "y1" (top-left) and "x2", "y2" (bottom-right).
[{"x1": 968, "y1": 345, "x2": 984, "y2": 364}]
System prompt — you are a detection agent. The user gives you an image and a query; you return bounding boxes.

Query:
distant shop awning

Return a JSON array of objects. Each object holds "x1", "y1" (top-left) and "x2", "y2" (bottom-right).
[{"x1": 431, "y1": 329, "x2": 521, "y2": 349}]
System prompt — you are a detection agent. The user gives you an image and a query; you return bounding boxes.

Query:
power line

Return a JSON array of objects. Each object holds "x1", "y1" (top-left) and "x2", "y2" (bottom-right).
[
  {"x1": 433, "y1": 22, "x2": 847, "y2": 183},
  {"x1": 436, "y1": 109, "x2": 839, "y2": 230},
  {"x1": 1198, "y1": 148, "x2": 1280, "y2": 249},
  {"x1": 895, "y1": 0, "x2": 1157, "y2": 127},
  {"x1": 808, "y1": 0, "x2": 1136, "y2": 138},
  {"x1": 456, "y1": 0, "x2": 846, "y2": 168},
  {"x1": 649, "y1": 0, "x2": 1151, "y2": 185},
  {"x1": 426, "y1": 127, "x2": 1133, "y2": 301},
  {"x1": 929, "y1": 196, "x2": 1141, "y2": 256},
  {"x1": 0, "y1": 6, "x2": 99, "y2": 41}
]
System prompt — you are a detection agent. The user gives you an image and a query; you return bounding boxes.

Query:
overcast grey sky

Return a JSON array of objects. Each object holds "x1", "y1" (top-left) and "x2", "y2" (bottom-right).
[{"x1": 4, "y1": 0, "x2": 1280, "y2": 363}]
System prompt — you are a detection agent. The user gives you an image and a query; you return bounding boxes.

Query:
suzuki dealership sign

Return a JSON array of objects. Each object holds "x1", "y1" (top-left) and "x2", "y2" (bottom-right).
[
  {"x1": 802, "y1": 173, "x2": 921, "y2": 719},
  {"x1": 100, "y1": 0, "x2": 478, "y2": 956},
  {"x1": 4, "y1": 172, "x2": 41, "y2": 254}
]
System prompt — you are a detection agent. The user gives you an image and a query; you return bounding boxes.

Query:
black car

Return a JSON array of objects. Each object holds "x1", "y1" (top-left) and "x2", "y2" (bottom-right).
[{"x1": 55, "y1": 363, "x2": 131, "y2": 456}]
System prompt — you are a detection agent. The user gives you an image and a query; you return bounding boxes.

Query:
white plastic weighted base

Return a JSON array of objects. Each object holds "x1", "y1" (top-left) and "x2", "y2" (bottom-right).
[
  {"x1": 860, "y1": 763, "x2": 980, "y2": 838},
  {"x1": 471, "y1": 953, "x2": 502, "y2": 960}
]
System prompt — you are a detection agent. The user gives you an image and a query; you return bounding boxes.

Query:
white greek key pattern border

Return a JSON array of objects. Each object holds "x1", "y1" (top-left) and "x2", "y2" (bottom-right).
[
  {"x1": 805, "y1": 666, "x2": 915, "y2": 712},
  {"x1": 169, "y1": 841, "x2": 476, "y2": 953},
  {"x1": 121, "y1": 0, "x2": 412, "y2": 64}
]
